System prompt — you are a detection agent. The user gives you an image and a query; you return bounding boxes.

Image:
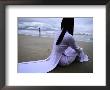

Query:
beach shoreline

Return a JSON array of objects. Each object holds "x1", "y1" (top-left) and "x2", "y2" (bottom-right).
[{"x1": 18, "y1": 35, "x2": 93, "y2": 73}]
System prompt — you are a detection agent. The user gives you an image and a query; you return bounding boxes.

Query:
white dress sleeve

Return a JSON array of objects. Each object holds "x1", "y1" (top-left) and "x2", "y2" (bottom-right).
[{"x1": 17, "y1": 30, "x2": 63, "y2": 73}]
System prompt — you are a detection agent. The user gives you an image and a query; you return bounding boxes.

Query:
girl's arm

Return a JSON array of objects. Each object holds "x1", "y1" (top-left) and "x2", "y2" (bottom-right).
[{"x1": 68, "y1": 36, "x2": 81, "y2": 54}]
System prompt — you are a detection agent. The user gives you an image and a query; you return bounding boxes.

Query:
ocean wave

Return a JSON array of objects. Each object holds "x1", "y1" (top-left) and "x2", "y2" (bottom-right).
[{"x1": 18, "y1": 30, "x2": 93, "y2": 42}]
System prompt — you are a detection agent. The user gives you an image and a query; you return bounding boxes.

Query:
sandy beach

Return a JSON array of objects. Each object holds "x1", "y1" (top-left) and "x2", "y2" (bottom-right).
[{"x1": 18, "y1": 35, "x2": 93, "y2": 73}]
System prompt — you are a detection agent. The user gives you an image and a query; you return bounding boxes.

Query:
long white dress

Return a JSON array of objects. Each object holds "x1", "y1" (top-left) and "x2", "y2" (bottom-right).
[{"x1": 18, "y1": 30, "x2": 89, "y2": 73}]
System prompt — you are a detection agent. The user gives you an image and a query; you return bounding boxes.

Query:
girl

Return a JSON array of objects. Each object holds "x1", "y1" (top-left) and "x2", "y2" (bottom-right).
[{"x1": 18, "y1": 18, "x2": 89, "y2": 73}]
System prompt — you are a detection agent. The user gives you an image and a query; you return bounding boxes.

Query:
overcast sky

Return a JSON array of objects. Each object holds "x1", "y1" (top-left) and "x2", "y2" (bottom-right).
[{"x1": 18, "y1": 17, "x2": 93, "y2": 34}]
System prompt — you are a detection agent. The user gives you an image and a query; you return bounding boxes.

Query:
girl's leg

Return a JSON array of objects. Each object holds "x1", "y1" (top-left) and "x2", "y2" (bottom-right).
[{"x1": 59, "y1": 48, "x2": 77, "y2": 66}]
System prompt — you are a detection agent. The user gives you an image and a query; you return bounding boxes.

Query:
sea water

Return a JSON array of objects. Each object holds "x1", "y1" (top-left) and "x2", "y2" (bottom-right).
[{"x1": 18, "y1": 30, "x2": 93, "y2": 42}]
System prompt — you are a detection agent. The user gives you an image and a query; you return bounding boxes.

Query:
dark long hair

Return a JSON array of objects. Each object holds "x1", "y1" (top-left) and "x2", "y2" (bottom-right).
[{"x1": 56, "y1": 18, "x2": 74, "y2": 45}]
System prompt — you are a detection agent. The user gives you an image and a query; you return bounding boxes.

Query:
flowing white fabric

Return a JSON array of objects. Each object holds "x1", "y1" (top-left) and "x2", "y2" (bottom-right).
[{"x1": 18, "y1": 30, "x2": 89, "y2": 73}]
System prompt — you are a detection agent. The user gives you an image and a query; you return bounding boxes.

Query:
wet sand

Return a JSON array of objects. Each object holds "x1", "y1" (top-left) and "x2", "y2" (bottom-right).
[{"x1": 18, "y1": 35, "x2": 93, "y2": 73}]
